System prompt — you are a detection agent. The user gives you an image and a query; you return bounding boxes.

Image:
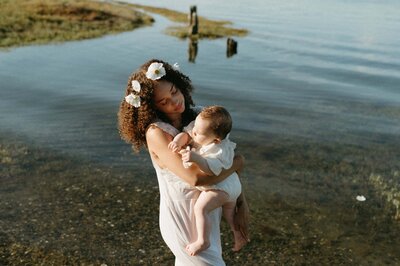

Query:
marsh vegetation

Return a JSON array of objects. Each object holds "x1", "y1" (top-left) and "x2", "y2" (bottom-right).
[{"x1": 0, "y1": 0, "x2": 247, "y2": 48}]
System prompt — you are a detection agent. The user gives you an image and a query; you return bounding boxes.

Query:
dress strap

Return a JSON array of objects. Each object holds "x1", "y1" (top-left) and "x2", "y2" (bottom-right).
[{"x1": 150, "y1": 121, "x2": 180, "y2": 137}]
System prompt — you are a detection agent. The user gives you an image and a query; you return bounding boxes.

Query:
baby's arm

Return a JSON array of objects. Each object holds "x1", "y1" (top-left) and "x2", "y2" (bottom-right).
[
  {"x1": 180, "y1": 149, "x2": 214, "y2": 176},
  {"x1": 168, "y1": 132, "x2": 191, "y2": 152},
  {"x1": 146, "y1": 125, "x2": 244, "y2": 187}
]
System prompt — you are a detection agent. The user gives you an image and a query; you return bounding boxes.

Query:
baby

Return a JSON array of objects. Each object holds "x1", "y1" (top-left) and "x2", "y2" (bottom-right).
[{"x1": 168, "y1": 105, "x2": 247, "y2": 256}]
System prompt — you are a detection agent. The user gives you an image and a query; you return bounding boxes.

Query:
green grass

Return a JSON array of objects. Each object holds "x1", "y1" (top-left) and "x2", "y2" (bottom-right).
[
  {"x1": 119, "y1": 2, "x2": 249, "y2": 39},
  {"x1": 0, "y1": 0, "x2": 154, "y2": 48},
  {"x1": 0, "y1": 0, "x2": 248, "y2": 48}
]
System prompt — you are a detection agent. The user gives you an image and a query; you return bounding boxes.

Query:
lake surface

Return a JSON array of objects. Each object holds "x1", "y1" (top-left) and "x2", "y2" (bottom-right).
[
  {"x1": 1, "y1": 0, "x2": 400, "y2": 264},
  {"x1": 1, "y1": 0, "x2": 399, "y2": 159}
]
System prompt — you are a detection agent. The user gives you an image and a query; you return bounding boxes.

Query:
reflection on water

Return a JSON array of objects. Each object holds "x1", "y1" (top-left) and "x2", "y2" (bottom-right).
[
  {"x1": 226, "y1": 38, "x2": 238, "y2": 58},
  {"x1": 188, "y1": 37, "x2": 239, "y2": 62},
  {"x1": 188, "y1": 37, "x2": 198, "y2": 63}
]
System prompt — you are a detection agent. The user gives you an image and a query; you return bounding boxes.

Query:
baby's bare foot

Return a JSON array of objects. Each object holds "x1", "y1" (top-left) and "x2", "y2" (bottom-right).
[
  {"x1": 232, "y1": 231, "x2": 248, "y2": 252},
  {"x1": 185, "y1": 240, "x2": 210, "y2": 256}
]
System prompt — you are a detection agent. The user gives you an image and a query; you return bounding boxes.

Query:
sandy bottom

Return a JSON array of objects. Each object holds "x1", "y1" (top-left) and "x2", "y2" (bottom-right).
[{"x1": 1, "y1": 132, "x2": 400, "y2": 265}]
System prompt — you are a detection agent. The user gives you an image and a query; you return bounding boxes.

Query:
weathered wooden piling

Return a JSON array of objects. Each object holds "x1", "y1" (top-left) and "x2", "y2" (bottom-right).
[
  {"x1": 227, "y1": 37, "x2": 238, "y2": 57},
  {"x1": 188, "y1": 5, "x2": 199, "y2": 36}
]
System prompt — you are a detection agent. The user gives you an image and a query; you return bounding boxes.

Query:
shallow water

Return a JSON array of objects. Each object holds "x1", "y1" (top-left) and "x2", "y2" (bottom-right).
[{"x1": 1, "y1": 0, "x2": 400, "y2": 264}]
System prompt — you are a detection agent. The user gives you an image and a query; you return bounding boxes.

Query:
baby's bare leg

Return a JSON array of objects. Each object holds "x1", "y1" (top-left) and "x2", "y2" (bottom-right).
[
  {"x1": 223, "y1": 201, "x2": 248, "y2": 251},
  {"x1": 186, "y1": 190, "x2": 229, "y2": 256}
]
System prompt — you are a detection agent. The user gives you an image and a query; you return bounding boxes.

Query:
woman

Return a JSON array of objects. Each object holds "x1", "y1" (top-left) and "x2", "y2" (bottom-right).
[{"x1": 118, "y1": 59, "x2": 249, "y2": 265}]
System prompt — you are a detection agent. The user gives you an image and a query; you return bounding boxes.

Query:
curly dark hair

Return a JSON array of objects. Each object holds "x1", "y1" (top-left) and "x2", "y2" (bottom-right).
[{"x1": 118, "y1": 59, "x2": 197, "y2": 152}]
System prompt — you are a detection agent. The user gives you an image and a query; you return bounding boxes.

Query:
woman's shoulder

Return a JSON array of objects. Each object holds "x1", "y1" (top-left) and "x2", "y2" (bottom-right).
[{"x1": 147, "y1": 120, "x2": 180, "y2": 137}]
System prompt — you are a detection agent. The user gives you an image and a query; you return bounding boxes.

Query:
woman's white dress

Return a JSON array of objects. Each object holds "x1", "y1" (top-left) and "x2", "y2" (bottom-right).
[{"x1": 151, "y1": 121, "x2": 226, "y2": 266}]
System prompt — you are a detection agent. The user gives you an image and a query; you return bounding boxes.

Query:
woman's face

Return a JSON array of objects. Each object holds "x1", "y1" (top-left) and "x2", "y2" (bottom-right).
[{"x1": 153, "y1": 80, "x2": 185, "y2": 115}]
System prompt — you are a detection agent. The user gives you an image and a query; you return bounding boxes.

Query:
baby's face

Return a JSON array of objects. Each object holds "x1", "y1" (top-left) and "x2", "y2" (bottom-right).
[{"x1": 192, "y1": 115, "x2": 219, "y2": 146}]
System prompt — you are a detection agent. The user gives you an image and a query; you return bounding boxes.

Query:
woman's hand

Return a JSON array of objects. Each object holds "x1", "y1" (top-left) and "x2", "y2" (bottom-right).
[
  {"x1": 234, "y1": 192, "x2": 250, "y2": 242},
  {"x1": 234, "y1": 154, "x2": 245, "y2": 174}
]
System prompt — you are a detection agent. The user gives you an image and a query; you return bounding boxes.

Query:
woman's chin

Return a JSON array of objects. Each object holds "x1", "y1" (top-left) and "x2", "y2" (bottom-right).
[{"x1": 175, "y1": 104, "x2": 185, "y2": 113}]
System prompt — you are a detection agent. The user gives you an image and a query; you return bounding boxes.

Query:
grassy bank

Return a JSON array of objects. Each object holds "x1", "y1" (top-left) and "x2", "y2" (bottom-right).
[
  {"x1": 0, "y1": 0, "x2": 154, "y2": 48},
  {"x1": 0, "y1": 0, "x2": 248, "y2": 49},
  {"x1": 117, "y1": 2, "x2": 249, "y2": 39}
]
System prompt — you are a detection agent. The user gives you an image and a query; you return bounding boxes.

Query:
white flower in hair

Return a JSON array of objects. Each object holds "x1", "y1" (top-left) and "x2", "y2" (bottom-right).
[
  {"x1": 125, "y1": 93, "x2": 141, "y2": 108},
  {"x1": 172, "y1": 62, "x2": 180, "y2": 70},
  {"x1": 146, "y1": 62, "x2": 166, "y2": 80},
  {"x1": 131, "y1": 80, "x2": 141, "y2": 92}
]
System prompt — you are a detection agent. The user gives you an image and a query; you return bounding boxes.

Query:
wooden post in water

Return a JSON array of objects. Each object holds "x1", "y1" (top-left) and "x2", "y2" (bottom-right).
[
  {"x1": 226, "y1": 38, "x2": 238, "y2": 57},
  {"x1": 188, "y1": 5, "x2": 199, "y2": 36}
]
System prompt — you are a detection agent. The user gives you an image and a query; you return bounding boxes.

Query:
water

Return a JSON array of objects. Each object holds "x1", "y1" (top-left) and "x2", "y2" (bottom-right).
[
  {"x1": 1, "y1": 0, "x2": 400, "y2": 264},
  {"x1": 1, "y1": 0, "x2": 399, "y2": 159}
]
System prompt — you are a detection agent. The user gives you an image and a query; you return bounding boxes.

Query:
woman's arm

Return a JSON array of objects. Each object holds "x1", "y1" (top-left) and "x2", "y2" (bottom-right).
[
  {"x1": 202, "y1": 154, "x2": 244, "y2": 186},
  {"x1": 146, "y1": 126, "x2": 243, "y2": 186}
]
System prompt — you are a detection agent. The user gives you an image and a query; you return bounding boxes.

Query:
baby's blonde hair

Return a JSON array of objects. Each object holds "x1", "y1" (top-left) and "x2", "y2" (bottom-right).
[{"x1": 199, "y1": 106, "x2": 232, "y2": 139}]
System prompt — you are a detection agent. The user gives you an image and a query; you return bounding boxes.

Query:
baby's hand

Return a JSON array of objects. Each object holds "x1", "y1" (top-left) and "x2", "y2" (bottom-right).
[
  {"x1": 179, "y1": 147, "x2": 194, "y2": 163},
  {"x1": 168, "y1": 141, "x2": 181, "y2": 152}
]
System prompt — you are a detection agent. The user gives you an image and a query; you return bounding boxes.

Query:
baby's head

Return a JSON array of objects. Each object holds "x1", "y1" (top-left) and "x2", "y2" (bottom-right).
[{"x1": 192, "y1": 105, "x2": 232, "y2": 146}]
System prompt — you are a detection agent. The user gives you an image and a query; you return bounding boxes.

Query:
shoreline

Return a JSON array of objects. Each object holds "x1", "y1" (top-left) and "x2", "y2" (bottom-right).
[
  {"x1": 0, "y1": 0, "x2": 154, "y2": 49},
  {"x1": 1, "y1": 130, "x2": 400, "y2": 264},
  {"x1": 0, "y1": 0, "x2": 248, "y2": 49},
  {"x1": 116, "y1": 1, "x2": 248, "y2": 39}
]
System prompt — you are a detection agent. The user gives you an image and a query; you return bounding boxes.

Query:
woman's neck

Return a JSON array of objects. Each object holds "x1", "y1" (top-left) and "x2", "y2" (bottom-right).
[{"x1": 167, "y1": 114, "x2": 182, "y2": 129}]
